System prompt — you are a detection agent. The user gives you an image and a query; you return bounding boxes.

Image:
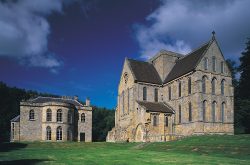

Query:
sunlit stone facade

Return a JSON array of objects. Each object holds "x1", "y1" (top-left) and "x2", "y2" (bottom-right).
[
  {"x1": 10, "y1": 96, "x2": 92, "y2": 142},
  {"x1": 107, "y1": 34, "x2": 234, "y2": 142}
]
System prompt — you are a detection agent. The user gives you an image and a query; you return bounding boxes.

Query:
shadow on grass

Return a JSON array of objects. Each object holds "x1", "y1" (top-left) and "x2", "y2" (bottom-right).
[
  {"x1": 0, "y1": 159, "x2": 50, "y2": 165},
  {"x1": 0, "y1": 143, "x2": 27, "y2": 152}
]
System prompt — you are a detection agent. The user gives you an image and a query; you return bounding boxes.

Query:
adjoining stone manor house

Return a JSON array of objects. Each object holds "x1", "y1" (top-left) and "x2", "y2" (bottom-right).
[
  {"x1": 10, "y1": 96, "x2": 92, "y2": 142},
  {"x1": 107, "y1": 32, "x2": 234, "y2": 142}
]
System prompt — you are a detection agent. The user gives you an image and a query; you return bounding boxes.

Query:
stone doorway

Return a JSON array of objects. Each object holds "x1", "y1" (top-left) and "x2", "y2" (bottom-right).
[
  {"x1": 80, "y1": 132, "x2": 85, "y2": 142},
  {"x1": 135, "y1": 124, "x2": 144, "y2": 142}
]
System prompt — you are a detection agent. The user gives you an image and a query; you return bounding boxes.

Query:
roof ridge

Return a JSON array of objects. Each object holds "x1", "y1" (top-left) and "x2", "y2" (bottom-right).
[
  {"x1": 178, "y1": 40, "x2": 210, "y2": 61},
  {"x1": 127, "y1": 58, "x2": 151, "y2": 64}
]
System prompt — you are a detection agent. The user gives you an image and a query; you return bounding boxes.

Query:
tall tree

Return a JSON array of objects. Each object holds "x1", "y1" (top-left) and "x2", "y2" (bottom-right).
[{"x1": 238, "y1": 38, "x2": 250, "y2": 99}]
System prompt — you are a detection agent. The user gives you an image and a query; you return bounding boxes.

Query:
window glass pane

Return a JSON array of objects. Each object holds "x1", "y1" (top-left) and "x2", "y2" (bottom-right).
[
  {"x1": 143, "y1": 87, "x2": 147, "y2": 101},
  {"x1": 154, "y1": 88, "x2": 158, "y2": 102},
  {"x1": 188, "y1": 78, "x2": 191, "y2": 94},
  {"x1": 221, "y1": 80, "x2": 225, "y2": 95},
  {"x1": 179, "y1": 82, "x2": 181, "y2": 97},
  {"x1": 212, "y1": 78, "x2": 216, "y2": 95},
  {"x1": 221, "y1": 61, "x2": 224, "y2": 73},
  {"x1": 189, "y1": 103, "x2": 192, "y2": 122},
  {"x1": 168, "y1": 86, "x2": 171, "y2": 100},
  {"x1": 179, "y1": 105, "x2": 181, "y2": 123},
  {"x1": 212, "y1": 56, "x2": 216, "y2": 72},
  {"x1": 202, "y1": 76, "x2": 206, "y2": 93}
]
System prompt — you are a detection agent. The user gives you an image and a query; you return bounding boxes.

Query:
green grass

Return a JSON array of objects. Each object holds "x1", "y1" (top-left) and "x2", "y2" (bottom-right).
[{"x1": 0, "y1": 135, "x2": 250, "y2": 165}]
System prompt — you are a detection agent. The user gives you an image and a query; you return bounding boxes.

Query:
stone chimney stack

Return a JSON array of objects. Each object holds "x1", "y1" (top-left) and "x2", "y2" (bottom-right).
[{"x1": 86, "y1": 97, "x2": 90, "y2": 106}]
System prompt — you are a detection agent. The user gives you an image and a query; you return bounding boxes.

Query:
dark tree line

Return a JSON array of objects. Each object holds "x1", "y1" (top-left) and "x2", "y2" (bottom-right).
[
  {"x1": 233, "y1": 38, "x2": 250, "y2": 134},
  {"x1": 0, "y1": 82, "x2": 114, "y2": 142}
]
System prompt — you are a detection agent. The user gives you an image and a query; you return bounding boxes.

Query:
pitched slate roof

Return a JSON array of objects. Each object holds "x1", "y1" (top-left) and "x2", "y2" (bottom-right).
[
  {"x1": 164, "y1": 41, "x2": 210, "y2": 83},
  {"x1": 11, "y1": 115, "x2": 20, "y2": 122},
  {"x1": 28, "y1": 97, "x2": 83, "y2": 107},
  {"x1": 137, "y1": 101, "x2": 174, "y2": 113},
  {"x1": 127, "y1": 59, "x2": 162, "y2": 84}
]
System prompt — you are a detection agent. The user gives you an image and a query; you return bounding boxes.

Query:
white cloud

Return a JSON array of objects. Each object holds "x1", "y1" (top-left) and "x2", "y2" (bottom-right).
[
  {"x1": 0, "y1": 0, "x2": 64, "y2": 71},
  {"x1": 135, "y1": 0, "x2": 250, "y2": 60}
]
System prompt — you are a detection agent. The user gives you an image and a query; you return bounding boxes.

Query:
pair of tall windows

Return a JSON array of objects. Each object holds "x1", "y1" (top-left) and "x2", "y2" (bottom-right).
[
  {"x1": 178, "y1": 79, "x2": 191, "y2": 98},
  {"x1": 202, "y1": 100, "x2": 225, "y2": 122},
  {"x1": 46, "y1": 126, "x2": 65, "y2": 141},
  {"x1": 177, "y1": 104, "x2": 191, "y2": 123},
  {"x1": 204, "y1": 57, "x2": 224, "y2": 73},
  {"x1": 143, "y1": 87, "x2": 158, "y2": 102}
]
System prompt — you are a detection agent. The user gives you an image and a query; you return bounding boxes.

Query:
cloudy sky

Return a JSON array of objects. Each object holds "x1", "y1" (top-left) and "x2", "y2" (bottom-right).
[{"x1": 0, "y1": 0, "x2": 250, "y2": 108}]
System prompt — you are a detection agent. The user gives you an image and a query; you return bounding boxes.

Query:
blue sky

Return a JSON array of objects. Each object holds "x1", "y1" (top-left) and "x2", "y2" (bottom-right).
[{"x1": 1, "y1": 0, "x2": 250, "y2": 109}]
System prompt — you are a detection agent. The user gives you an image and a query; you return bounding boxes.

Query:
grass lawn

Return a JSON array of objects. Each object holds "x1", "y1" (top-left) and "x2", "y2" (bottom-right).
[{"x1": 0, "y1": 135, "x2": 250, "y2": 165}]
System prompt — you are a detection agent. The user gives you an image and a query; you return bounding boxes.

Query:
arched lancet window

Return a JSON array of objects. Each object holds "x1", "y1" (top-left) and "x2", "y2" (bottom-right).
[
  {"x1": 221, "y1": 79, "x2": 225, "y2": 95},
  {"x1": 81, "y1": 113, "x2": 85, "y2": 123},
  {"x1": 153, "y1": 115, "x2": 157, "y2": 126},
  {"x1": 68, "y1": 111, "x2": 72, "y2": 123},
  {"x1": 202, "y1": 100, "x2": 207, "y2": 122},
  {"x1": 178, "y1": 81, "x2": 181, "y2": 97},
  {"x1": 143, "y1": 87, "x2": 147, "y2": 101},
  {"x1": 168, "y1": 86, "x2": 172, "y2": 100},
  {"x1": 188, "y1": 78, "x2": 192, "y2": 94},
  {"x1": 165, "y1": 116, "x2": 168, "y2": 127},
  {"x1": 154, "y1": 88, "x2": 158, "y2": 102},
  {"x1": 122, "y1": 91, "x2": 124, "y2": 114},
  {"x1": 212, "y1": 56, "x2": 216, "y2": 72},
  {"x1": 56, "y1": 126, "x2": 62, "y2": 141},
  {"x1": 29, "y1": 110, "x2": 34, "y2": 120},
  {"x1": 57, "y1": 109, "x2": 62, "y2": 122},
  {"x1": 212, "y1": 77, "x2": 216, "y2": 95},
  {"x1": 221, "y1": 102, "x2": 225, "y2": 123},
  {"x1": 202, "y1": 76, "x2": 207, "y2": 94},
  {"x1": 46, "y1": 126, "x2": 51, "y2": 140},
  {"x1": 189, "y1": 102, "x2": 192, "y2": 122},
  {"x1": 46, "y1": 109, "x2": 52, "y2": 122},
  {"x1": 179, "y1": 105, "x2": 181, "y2": 124},
  {"x1": 203, "y1": 57, "x2": 208, "y2": 70},
  {"x1": 221, "y1": 61, "x2": 224, "y2": 73},
  {"x1": 212, "y1": 101, "x2": 216, "y2": 122}
]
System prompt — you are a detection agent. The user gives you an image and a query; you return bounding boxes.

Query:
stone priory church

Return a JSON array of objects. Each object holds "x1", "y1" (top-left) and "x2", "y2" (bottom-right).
[
  {"x1": 10, "y1": 96, "x2": 92, "y2": 142},
  {"x1": 107, "y1": 33, "x2": 234, "y2": 142}
]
